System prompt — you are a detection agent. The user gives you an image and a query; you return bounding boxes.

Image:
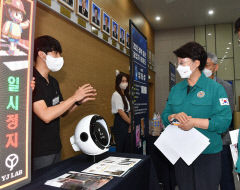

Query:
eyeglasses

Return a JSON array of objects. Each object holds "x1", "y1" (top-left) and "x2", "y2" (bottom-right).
[
  {"x1": 174, "y1": 60, "x2": 193, "y2": 67},
  {"x1": 174, "y1": 62, "x2": 184, "y2": 67}
]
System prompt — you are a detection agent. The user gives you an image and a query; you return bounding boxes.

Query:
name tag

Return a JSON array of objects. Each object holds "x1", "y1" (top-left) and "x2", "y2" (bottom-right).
[{"x1": 52, "y1": 96, "x2": 59, "y2": 106}]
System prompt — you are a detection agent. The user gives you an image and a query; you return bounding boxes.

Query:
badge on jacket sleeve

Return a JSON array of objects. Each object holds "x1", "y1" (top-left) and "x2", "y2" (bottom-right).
[
  {"x1": 197, "y1": 91, "x2": 205, "y2": 98},
  {"x1": 219, "y1": 98, "x2": 229, "y2": 106}
]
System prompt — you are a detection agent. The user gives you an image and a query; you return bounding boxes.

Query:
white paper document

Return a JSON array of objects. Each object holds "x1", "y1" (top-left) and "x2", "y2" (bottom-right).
[
  {"x1": 154, "y1": 130, "x2": 180, "y2": 164},
  {"x1": 154, "y1": 125, "x2": 210, "y2": 166},
  {"x1": 82, "y1": 157, "x2": 141, "y2": 177},
  {"x1": 229, "y1": 129, "x2": 239, "y2": 167},
  {"x1": 230, "y1": 144, "x2": 238, "y2": 167},
  {"x1": 229, "y1": 129, "x2": 239, "y2": 145}
]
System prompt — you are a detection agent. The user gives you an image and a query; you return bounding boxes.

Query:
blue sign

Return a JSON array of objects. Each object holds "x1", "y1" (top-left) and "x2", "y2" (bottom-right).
[{"x1": 129, "y1": 20, "x2": 148, "y2": 150}]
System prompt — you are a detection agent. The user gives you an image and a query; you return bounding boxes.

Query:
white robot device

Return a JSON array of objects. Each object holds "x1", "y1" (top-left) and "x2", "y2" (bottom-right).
[{"x1": 70, "y1": 114, "x2": 110, "y2": 155}]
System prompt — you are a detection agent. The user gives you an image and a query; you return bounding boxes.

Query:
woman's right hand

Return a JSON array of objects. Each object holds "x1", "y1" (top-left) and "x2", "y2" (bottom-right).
[{"x1": 169, "y1": 112, "x2": 191, "y2": 124}]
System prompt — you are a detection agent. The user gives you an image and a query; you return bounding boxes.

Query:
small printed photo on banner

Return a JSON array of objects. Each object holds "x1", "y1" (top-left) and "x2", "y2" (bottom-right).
[
  {"x1": 0, "y1": 0, "x2": 32, "y2": 70},
  {"x1": 91, "y1": 2, "x2": 101, "y2": 29},
  {"x1": 140, "y1": 118, "x2": 145, "y2": 136},
  {"x1": 102, "y1": 11, "x2": 110, "y2": 35},
  {"x1": 136, "y1": 124, "x2": 141, "y2": 148},
  {"x1": 111, "y1": 19, "x2": 118, "y2": 41},
  {"x1": 77, "y1": 0, "x2": 89, "y2": 20},
  {"x1": 58, "y1": 0, "x2": 74, "y2": 11},
  {"x1": 119, "y1": 27, "x2": 125, "y2": 45},
  {"x1": 126, "y1": 32, "x2": 130, "y2": 49}
]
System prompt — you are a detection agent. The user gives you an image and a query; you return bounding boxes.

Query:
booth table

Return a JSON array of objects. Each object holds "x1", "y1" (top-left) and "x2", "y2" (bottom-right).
[{"x1": 19, "y1": 152, "x2": 160, "y2": 190}]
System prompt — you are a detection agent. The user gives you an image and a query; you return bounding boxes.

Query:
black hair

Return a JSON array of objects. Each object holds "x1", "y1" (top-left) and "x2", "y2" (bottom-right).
[
  {"x1": 94, "y1": 7, "x2": 98, "y2": 12},
  {"x1": 115, "y1": 73, "x2": 130, "y2": 111},
  {"x1": 34, "y1": 35, "x2": 62, "y2": 62},
  {"x1": 235, "y1": 17, "x2": 240, "y2": 33},
  {"x1": 173, "y1": 42, "x2": 207, "y2": 71}
]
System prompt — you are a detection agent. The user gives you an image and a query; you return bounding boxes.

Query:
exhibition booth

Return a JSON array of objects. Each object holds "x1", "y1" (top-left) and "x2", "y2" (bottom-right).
[{"x1": 1, "y1": 0, "x2": 240, "y2": 190}]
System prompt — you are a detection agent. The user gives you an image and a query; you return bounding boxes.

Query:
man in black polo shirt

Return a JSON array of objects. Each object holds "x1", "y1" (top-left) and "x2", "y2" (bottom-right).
[{"x1": 32, "y1": 35, "x2": 97, "y2": 170}]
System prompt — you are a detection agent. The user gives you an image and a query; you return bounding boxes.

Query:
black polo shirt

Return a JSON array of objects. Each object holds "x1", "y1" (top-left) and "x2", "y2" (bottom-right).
[{"x1": 32, "y1": 67, "x2": 63, "y2": 157}]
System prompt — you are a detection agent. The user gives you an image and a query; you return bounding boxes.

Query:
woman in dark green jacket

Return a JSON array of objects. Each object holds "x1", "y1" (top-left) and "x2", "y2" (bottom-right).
[{"x1": 161, "y1": 42, "x2": 232, "y2": 190}]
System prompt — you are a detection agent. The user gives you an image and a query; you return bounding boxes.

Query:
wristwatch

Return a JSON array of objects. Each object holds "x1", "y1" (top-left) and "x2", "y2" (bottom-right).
[{"x1": 75, "y1": 101, "x2": 81, "y2": 106}]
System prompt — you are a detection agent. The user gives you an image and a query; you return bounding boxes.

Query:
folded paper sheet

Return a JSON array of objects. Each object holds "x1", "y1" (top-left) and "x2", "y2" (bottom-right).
[
  {"x1": 154, "y1": 125, "x2": 210, "y2": 165},
  {"x1": 229, "y1": 129, "x2": 239, "y2": 167},
  {"x1": 229, "y1": 129, "x2": 239, "y2": 145}
]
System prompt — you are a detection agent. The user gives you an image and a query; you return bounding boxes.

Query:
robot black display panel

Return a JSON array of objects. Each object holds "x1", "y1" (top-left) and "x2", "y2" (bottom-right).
[{"x1": 90, "y1": 122, "x2": 109, "y2": 149}]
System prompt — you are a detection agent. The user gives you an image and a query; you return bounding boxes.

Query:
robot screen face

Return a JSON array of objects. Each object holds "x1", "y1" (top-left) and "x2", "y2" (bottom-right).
[
  {"x1": 94, "y1": 123, "x2": 108, "y2": 145},
  {"x1": 90, "y1": 120, "x2": 108, "y2": 149}
]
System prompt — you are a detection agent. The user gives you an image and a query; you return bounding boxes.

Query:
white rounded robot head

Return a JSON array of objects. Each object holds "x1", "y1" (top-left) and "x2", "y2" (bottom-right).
[{"x1": 70, "y1": 114, "x2": 110, "y2": 155}]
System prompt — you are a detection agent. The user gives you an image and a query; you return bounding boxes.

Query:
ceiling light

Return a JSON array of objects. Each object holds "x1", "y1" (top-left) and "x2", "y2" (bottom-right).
[
  {"x1": 208, "y1": 10, "x2": 214, "y2": 15},
  {"x1": 225, "y1": 51, "x2": 228, "y2": 54},
  {"x1": 228, "y1": 42, "x2": 232, "y2": 45},
  {"x1": 155, "y1": 16, "x2": 161, "y2": 21},
  {"x1": 208, "y1": 33, "x2": 212, "y2": 36},
  {"x1": 226, "y1": 47, "x2": 230, "y2": 50}
]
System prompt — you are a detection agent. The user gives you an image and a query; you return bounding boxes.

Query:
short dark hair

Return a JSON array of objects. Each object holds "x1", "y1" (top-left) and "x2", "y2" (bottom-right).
[
  {"x1": 173, "y1": 42, "x2": 207, "y2": 71},
  {"x1": 235, "y1": 17, "x2": 240, "y2": 33},
  {"x1": 94, "y1": 7, "x2": 98, "y2": 12},
  {"x1": 34, "y1": 35, "x2": 62, "y2": 62}
]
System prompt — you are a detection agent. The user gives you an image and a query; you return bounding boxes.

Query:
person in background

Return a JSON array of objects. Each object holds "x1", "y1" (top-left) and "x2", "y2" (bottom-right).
[
  {"x1": 203, "y1": 52, "x2": 235, "y2": 190},
  {"x1": 235, "y1": 17, "x2": 240, "y2": 43},
  {"x1": 111, "y1": 73, "x2": 131, "y2": 153},
  {"x1": 161, "y1": 42, "x2": 232, "y2": 190},
  {"x1": 32, "y1": 35, "x2": 97, "y2": 170}
]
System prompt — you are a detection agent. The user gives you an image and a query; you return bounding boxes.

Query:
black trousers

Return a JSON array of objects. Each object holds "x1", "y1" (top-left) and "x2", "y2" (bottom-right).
[
  {"x1": 174, "y1": 152, "x2": 221, "y2": 190},
  {"x1": 220, "y1": 145, "x2": 235, "y2": 190},
  {"x1": 113, "y1": 113, "x2": 129, "y2": 153}
]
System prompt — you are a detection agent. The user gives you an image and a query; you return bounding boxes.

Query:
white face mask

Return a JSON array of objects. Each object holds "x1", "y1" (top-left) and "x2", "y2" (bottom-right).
[
  {"x1": 46, "y1": 55, "x2": 64, "y2": 72},
  {"x1": 176, "y1": 65, "x2": 192, "y2": 78},
  {"x1": 119, "y1": 82, "x2": 128, "y2": 90},
  {"x1": 203, "y1": 68, "x2": 213, "y2": 78}
]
